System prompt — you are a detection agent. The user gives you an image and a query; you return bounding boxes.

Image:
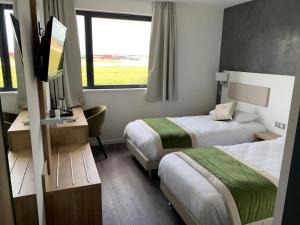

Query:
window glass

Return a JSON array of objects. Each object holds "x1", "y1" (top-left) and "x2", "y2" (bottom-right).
[
  {"x1": 91, "y1": 17, "x2": 151, "y2": 86},
  {"x1": 4, "y1": 9, "x2": 17, "y2": 88},
  {"x1": 0, "y1": 57, "x2": 4, "y2": 88}
]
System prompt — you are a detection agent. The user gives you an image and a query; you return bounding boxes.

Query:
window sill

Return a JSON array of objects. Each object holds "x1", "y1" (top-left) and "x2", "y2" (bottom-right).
[
  {"x1": 83, "y1": 87, "x2": 147, "y2": 93},
  {"x1": 0, "y1": 90, "x2": 18, "y2": 95}
]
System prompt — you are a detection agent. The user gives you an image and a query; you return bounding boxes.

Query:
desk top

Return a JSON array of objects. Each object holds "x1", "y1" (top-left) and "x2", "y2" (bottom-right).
[
  {"x1": 8, "y1": 111, "x2": 29, "y2": 133},
  {"x1": 8, "y1": 107, "x2": 88, "y2": 151},
  {"x1": 8, "y1": 107, "x2": 87, "y2": 133},
  {"x1": 44, "y1": 143, "x2": 101, "y2": 193},
  {"x1": 52, "y1": 107, "x2": 88, "y2": 129},
  {"x1": 8, "y1": 149, "x2": 36, "y2": 199}
]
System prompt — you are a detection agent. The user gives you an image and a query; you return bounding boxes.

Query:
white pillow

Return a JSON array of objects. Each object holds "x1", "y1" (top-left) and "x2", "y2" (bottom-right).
[
  {"x1": 209, "y1": 110, "x2": 216, "y2": 120},
  {"x1": 212, "y1": 102, "x2": 236, "y2": 121},
  {"x1": 209, "y1": 110, "x2": 216, "y2": 116},
  {"x1": 233, "y1": 110, "x2": 258, "y2": 123}
]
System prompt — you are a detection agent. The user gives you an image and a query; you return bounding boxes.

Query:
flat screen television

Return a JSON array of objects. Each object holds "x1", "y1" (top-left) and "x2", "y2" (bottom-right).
[
  {"x1": 36, "y1": 16, "x2": 67, "y2": 82},
  {"x1": 10, "y1": 14, "x2": 22, "y2": 59}
]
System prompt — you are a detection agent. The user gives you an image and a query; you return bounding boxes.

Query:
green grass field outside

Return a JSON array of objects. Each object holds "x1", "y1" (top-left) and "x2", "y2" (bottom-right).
[
  {"x1": 0, "y1": 60, "x2": 3, "y2": 88},
  {"x1": 0, "y1": 56, "x2": 17, "y2": 89},
  {"x1": 0, "y1": 57, "x2": 147, "y2": 89},
  {"x1": 81, "y1": 58, "x2": 148, "y2": 87}
]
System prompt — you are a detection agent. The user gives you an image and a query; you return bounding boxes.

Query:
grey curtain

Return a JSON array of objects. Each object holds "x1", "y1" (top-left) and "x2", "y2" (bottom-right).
[
  {"x1": 146, "y1": 2, "x2": 177, "y2": 102},
  {"x1": 43, "y1": 0, "x2": 84, "y2": 108},
  {"x1": 13, "y1": 0, "x2": 27, "y2": 109}
]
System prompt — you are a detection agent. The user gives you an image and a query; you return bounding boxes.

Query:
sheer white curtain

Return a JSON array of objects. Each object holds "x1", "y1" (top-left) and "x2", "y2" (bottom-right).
[
  {"x1": 146, "y1": 2, "x2": 177, "y2": 102},
  {"x1": 43, "y1": 0, "x2": 84, "y2": 108}
]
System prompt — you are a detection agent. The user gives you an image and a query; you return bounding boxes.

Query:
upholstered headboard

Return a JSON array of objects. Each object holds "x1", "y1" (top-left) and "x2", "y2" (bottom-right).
[
  {"x1": 221, "y1": 71, "x2": 295, "y2": 135},
  {"x1": 228, "y1": 82, "x2": 270, "y2": 107}
]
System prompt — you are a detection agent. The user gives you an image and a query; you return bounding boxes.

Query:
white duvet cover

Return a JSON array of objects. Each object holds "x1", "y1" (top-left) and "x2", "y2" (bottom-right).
[
  {"x1": 158, "y1": 137, "x2": 285, "y2": 225},
  {"x1": 124, "y1": 115, "x2": 266, "y2": 160}
]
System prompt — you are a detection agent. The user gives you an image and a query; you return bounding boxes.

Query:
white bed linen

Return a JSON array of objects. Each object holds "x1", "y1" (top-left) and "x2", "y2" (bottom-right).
[
  {"x1": 124, "y1": 115, "x2": 266, "y2": 160},
  {"x1": 158, "y1": 138, "x2": 285, "y2": 225}
]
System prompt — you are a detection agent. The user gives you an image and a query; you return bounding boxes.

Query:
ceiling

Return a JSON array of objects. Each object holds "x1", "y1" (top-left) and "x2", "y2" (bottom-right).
[{"x1": 145, "y1": 0, "x2": 252, "y2": 8}]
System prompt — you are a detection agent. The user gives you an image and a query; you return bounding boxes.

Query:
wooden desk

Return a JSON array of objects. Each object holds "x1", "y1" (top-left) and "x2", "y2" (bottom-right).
[
  {"x1": 8, "y1": 107, "x2": 102, "y2": 225},
  {"x1": 8, "y1": 149, "x2": 39, "y2": 225},
  {"x1": 43, "y1": 144, "x2": 102, "y2": 225},
  {"x1": 8, "y1": 111, "x2": 31, "y2": 151},
  {"x1": 50, "y1": 108, "x2": 88, "y2": 147},
  {"x1": 8, "y1": 107, "x2": 88, "y2": 151}
]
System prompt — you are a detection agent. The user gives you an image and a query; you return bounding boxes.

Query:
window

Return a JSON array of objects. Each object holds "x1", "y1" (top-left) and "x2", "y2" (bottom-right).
[
  {"x1": 0, "y1": 4, "x2": 17, "y2": 91},
  {"x1": 76, "y1": 11, "x2": 151, "y2": 89}
]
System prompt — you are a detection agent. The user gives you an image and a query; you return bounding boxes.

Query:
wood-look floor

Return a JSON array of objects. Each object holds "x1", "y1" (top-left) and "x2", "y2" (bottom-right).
[{"x1": 92, "y1": 143, "x2": 185, "y2": 225}]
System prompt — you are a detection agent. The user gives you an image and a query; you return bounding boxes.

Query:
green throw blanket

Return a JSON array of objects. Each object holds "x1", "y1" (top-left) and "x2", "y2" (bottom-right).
[
  {"x1": 182, "y1": 147, "x2": 277, "y2": 225},
  {"x1": 143, "y1": 118, "x2": 192, "y2": 149}
]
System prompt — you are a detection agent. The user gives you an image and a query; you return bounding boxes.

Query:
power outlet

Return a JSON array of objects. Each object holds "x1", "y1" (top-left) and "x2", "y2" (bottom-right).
[{"x1": 275, "y1": 121, "x2": 286, "y2": 130}]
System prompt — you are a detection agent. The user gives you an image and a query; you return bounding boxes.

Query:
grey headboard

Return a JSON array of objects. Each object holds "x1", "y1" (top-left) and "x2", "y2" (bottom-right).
[{"x1": 228, "y1": 82, "x2": 271, "y2": 107}]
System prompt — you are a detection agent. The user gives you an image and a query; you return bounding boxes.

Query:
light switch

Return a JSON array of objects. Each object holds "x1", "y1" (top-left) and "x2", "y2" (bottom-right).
[{"x1": 275, "y1": 121, "x2": 286, "y2": 130}]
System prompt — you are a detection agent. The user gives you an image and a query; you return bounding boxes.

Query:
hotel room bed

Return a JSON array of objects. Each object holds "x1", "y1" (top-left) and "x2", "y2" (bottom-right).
[
  {"x1": 158, "y1": 137, "x2": 285, "y2": 225},
  {"x1": 124, "y1": 115, "x2": 266, "y2": 173}
]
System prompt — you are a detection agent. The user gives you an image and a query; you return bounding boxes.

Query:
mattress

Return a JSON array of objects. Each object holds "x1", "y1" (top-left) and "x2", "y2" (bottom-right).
[
  {"x1": 124, "y1": 115, "x2": 266, "y2": 160},
  {"x1": 158, "y1": 137, "x2": 285, "y2": 225}
]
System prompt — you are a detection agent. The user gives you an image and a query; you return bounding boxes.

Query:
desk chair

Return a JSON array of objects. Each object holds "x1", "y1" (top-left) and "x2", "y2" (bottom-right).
[
  {"x1": 2, "y1": 112, "x2": 18, "y2": 152},
  {"x1": 84, "y1": 106, "x2": 107, "y2": 159}
]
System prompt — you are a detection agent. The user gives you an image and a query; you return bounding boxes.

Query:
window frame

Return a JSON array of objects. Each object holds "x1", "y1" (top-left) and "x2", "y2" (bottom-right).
[
  {"x1": 0, "y1": 4, "x2": 15, "y2": 91},
  {"x1": 76, "y1": 10, "x2": 152, "y2": 89}
]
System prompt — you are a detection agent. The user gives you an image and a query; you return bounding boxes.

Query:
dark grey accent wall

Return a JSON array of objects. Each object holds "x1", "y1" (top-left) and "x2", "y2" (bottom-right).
[{"x1": 219, "y1": 0, "x2": 300, "y2": 76}]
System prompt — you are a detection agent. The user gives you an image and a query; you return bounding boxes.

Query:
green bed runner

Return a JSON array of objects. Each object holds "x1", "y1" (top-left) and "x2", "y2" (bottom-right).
[
  {"x1": 143, "y1": 118, "x2": 192, "y2": 149},
  {"x1": 183, "y1": 147, "x2": 277, "y2": 225}
]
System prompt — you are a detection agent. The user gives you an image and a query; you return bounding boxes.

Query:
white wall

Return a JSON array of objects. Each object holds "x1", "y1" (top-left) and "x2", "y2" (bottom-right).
[
  {"x1": 76, "y1": 0, "x2": 224, "y2": 143},
  {"x1": 0, "y1": 0, "x2": 12, "y2": 3},
  {"x1": 0, "y1": 93, "x2": 19, "y2": 114},
  {"x1": 76, "y1": 0, "x2": 152, "y2": 14}
]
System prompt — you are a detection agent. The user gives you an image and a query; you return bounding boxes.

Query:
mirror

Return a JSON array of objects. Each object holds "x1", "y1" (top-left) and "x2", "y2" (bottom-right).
[
  {"x1": 0, "y1": 98, "x2": 14, "y2": 225},
  {"x1": 0, "y1": 2, "x2": 39, "y2": 225}
]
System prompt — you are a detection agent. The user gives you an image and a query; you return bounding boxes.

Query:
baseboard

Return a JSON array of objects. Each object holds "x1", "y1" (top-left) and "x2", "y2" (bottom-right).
[
  {"x1": 90, "y1": 138, "x2": 125, "y2": 146},
  {"x1": 103, "y1": 139, "x2": 125, "y2": 145}
]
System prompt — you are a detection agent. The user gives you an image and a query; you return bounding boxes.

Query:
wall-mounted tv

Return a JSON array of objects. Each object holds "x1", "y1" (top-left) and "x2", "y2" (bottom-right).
[
  {"x1": 10, "y1": 14, "x2": 22, "y2": 59},
  {"x1": 36, "y1": 16, "x2": 67, "y2": 82}
]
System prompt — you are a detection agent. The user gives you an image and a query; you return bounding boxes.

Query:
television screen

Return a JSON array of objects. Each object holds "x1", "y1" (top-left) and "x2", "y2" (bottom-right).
[
  {"x1": 36, "y1": 17, "x2": 67, "y2": 82},
  {"x1": 47, "y1": 17, "x2": 67, "y2": 80},
  {"x1": 10, "y1": 14, "x2": 22, "y2": 59}
]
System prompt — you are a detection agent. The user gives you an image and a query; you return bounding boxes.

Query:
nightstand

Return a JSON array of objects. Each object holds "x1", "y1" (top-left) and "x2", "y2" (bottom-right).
[{"x1": 255, "y1": 131, "x2": 281, "y2": 141}]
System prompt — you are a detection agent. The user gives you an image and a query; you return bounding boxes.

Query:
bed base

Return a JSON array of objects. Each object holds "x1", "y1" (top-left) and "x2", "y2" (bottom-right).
[
  {"x1": 160, "y1": 181, "x2": 198, "y2": 225},
  {"x1": 126, "y1": 139, "x2": 160, "y2": 176}
]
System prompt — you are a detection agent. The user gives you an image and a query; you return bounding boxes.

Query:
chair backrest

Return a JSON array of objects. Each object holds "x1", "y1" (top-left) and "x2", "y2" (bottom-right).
[
  {"x1": 2, "y1": 112, "x2": 18, "y2": 124},
  {"x1": 2, "y1": 112, "x2": 17, "y2": 150},
  {"x1": 84, "y1": 106, "x2": 107, "y2": 137}
]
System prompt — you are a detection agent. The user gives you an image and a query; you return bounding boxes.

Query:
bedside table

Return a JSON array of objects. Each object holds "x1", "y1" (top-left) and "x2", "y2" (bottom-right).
[{"x1": 255, "y1": 131, "x2": 281, "y2": 141}]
